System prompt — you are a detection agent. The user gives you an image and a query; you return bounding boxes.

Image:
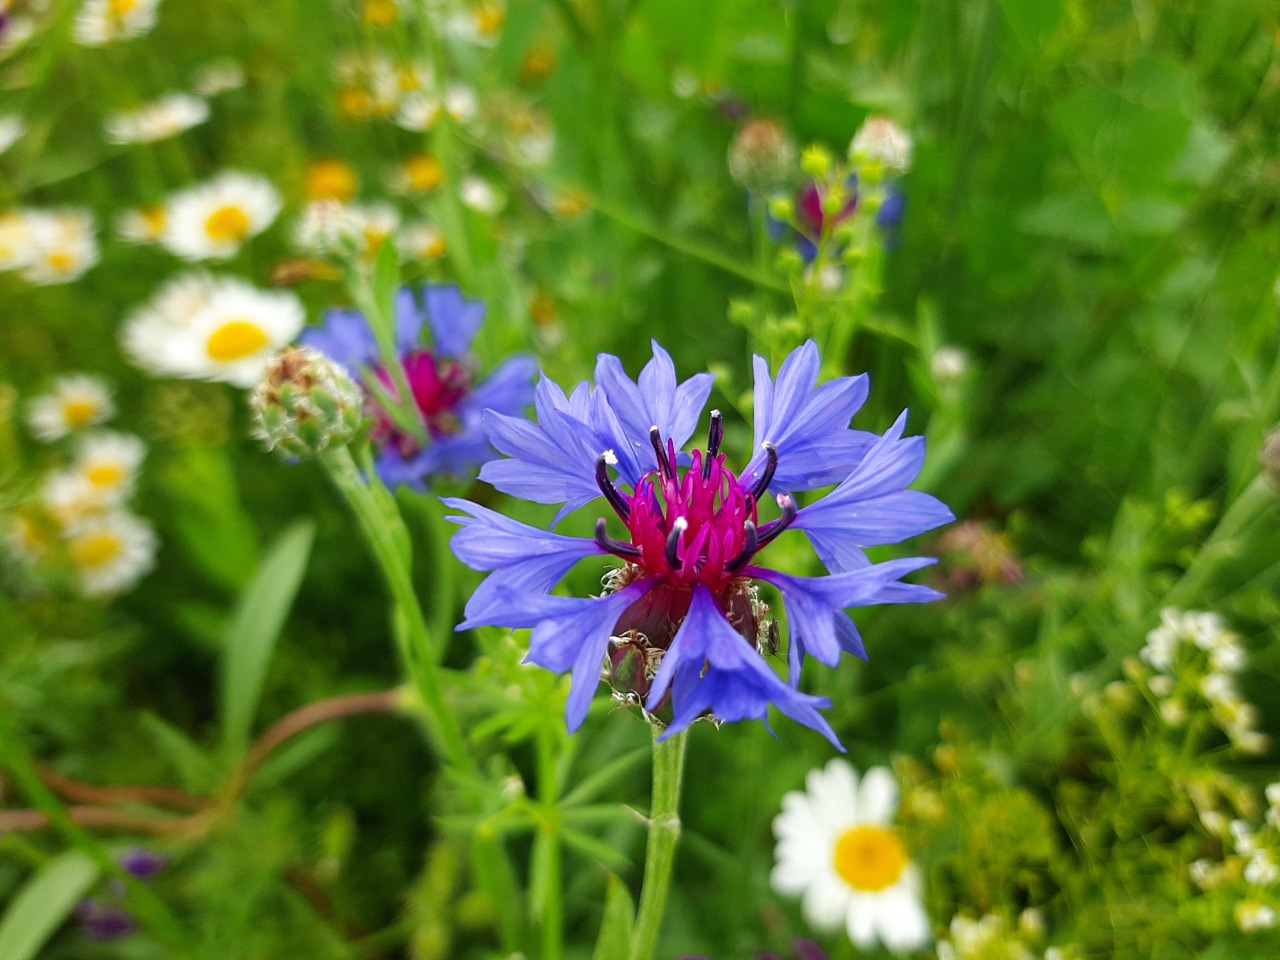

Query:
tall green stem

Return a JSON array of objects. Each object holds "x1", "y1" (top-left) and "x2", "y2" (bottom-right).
[
  {"x1": 323, "y1": 447, "x2": 475, "y2": 780},
  {"x1": 628, "y1": 729, "x2": 689, "y2": 960},
  {"x1": 533, "y1": 722, "x2": 564, "y2": 960}
]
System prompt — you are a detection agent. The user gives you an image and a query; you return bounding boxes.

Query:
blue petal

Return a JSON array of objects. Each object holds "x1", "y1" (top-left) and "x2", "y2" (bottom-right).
[
  {"x1": 750, "y1": 559, "x2": 941, "y2": 681},
  {"x1": 594, "y1": 342, "x2": 714, "y2": 480},
  {"x1": 372, "y1": 446, "x2": 431, "y2": 491},
  {"x1": 422, "y1": 285, "x2": 485, "y2": 359},
  {"x1": 479, "y1": 407, "x2": 604, "y2": 523},
  {"x1": 443, "y1": 497, "x2": 602, "y2": 574},
  {"x1": 393, "y1": 288, "x2": 429, "y2": 353},
  {"x1": 645, "y1": 584, "x2": 842, "y2": 749},
  {"x1": 742, "y1": 341, "x2": 876, "y2": 492},
  {"x1": 793, "y1": 412, "x2": 955, "y2": 572},
  {"x1": 460, "y1": 355, "x2": 537, "y2": 420},
  {"x1": 300, "y1": 308, "x2": 379, "y2": 371},
  {"x1": 520, "y1": 580, "x2": 657, "y2": 731}
]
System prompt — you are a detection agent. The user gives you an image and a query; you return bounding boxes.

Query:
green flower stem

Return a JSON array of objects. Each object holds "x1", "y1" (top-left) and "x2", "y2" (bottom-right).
[
  {"x1": 1165, "y1": 475, "x2": 1279, "y2": 606},
  {"x1": 533, "y1": 721, "x2": 564, "y2": 960},
  {"x1": 323, "y1": 447, "x2": 474, "y2": 780},
  {"x1": 628, "y1": 728, "x2": 689, "y2": 960},
  {"x1": 0, "y1": 715, "x2": 189, "y2": 949}
]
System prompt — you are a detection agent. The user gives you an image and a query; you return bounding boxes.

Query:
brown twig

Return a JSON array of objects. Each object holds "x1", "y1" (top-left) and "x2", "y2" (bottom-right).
[
  {"x1": 1, "y1": 689, "x2": 403, "y2": 836},
  {"x1": 36, "y1": 765, "x2": 211, "y2": 812}
]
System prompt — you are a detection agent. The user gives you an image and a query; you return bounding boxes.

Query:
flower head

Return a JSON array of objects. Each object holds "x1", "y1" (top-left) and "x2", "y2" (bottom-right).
[
  {"x1": 772, "y1": 760, "x2": 930, "y2": 951},
  {"x1": 447, "y1": 341, "x2": 952, "y2": 743},
  {"x1": 73, "y1": 0, "x2": 160, "y2": 46},
  {"x1": 250, "y1": 346, "x2": 365, "y2": 459},
  {"x1": 160, "y1": 170, "x2": 282, "y2": 261},
  {"x1": 122, "y1": 272, "x2": 304, "y2": 387},
  {"x1": 27, "y1": 374, "x2": 115, "y2": 441},
  {"x1": 105, "y1": 92, "x2": 208, "y2": 144},
  {"x1": 300, "y1": 285, "x2": 535, "y2": 488},
  {"x1": 64, "y1": 510, "x2": 157, "y2": 596},
  {"x1": 20, "y1": 208, "x2": 99, "y2": 285}
]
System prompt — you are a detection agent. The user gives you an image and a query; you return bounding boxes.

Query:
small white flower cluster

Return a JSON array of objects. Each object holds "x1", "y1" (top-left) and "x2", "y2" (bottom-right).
[
  {"x1": 849, "y1": 115, "x2": 913, "y2": 179},
  {"x1": 0, "y1": 208, "x2": 99, "y2": 285},
  {"x1": 935, "y1": 912, "x2": 1076, "y2": 960},
  {"x1": 292, "y1": 199, "x2": 448, "y2": 264},
  {"x1": 1140, "y1": 608, "x2": 1267, "y2": 754},
  {"x1": 1188, "y1": 783, "x2": 1280, "y2": 934},
  {"x1": 9, "y1": 376, "x2": 157, "y2": 597},
  {"x1": 72, "y1": 0, "x2": 161, "y2": 47},
  {"x1": 121, "y1": 272, "x2": 304, "y2": 388}
]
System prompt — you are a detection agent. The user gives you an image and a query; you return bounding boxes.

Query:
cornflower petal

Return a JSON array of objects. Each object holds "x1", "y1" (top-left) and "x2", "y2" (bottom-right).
[
  {"x1": 594, "y1": 340, "x2": 715, "y2": 478},
  {"x1": 420, "y1": 285, "x2": 485, "y2": 358},
  {"x1": 794, "y1": 412, "x2": 955, "y2": 573},
  {"x1": 391, "y1": 287, "x2": 430, "y2": 353},
  {"x1": 742, "y1": 340, "x2": 878, "y2": 492},
  {"x1": 646, "y1": 585, "x2": 843, "y2": 749},
  {"x1": 300, "y1": 308, "x2": 379, "y2": 369},
  {"x1": 750, "y1": 559, "x2": 942, "y2": 683}
]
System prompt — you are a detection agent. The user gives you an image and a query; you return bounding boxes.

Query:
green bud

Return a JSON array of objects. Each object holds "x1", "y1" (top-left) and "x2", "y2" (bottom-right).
[
  {"x1": 249, "y1": 346, "x2": 365, "y2": 460},
  {"x1": 800, "y1": 144, "x2": 833, "y2": 179}
]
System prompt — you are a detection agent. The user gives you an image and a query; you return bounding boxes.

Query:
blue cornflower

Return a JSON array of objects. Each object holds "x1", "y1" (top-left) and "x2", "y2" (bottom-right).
[
  {"x1": 446, "y1": 341, "x2": 953, "y2": 747},
  {"x1": 301, "y1": 285, "x2": 536, "y2": 489}
]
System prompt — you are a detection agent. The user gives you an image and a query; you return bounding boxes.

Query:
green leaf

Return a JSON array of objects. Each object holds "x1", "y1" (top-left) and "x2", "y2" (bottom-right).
[
  {"x1": 141, "y1": 712, "x2": 219, "y2": 793},
  {"x1": 372, "y1": 234, "x2": 401, "y2": 337},
  {"x1": 220, "y1": 520, "x2": 316, "y2": 761},
  {"x1": 590, "y1": 874, "x2": 636, "y2": 960},
  {"x1": 0, "y1": 851, "x2": 100, "y2": 960}
]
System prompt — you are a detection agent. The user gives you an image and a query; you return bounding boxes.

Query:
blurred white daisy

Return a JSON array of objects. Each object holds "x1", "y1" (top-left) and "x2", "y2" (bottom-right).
[
  {"x1": 849, "y1": 115, "x2": 913, "y2": 178},
  {"x1": 0, "y1": 114, "x2": 25, "y2": 154},
  {"x1": 400, "y1": 221, "x2": 447, "y2": 261},
  {"x1": 460, "y1": 176, "x2": 503, "y2": 214},
  {"x1": 394, "y1": 84, "x2": 475, "y2": 132},
  {"x1": 192, "y1": 58, "x2": 244, "y2": 96},
  {"x1": 26, "y1": 373, "x2": 115, "y2": 441},
  {"x1": 0, "y1": 211, "x2": 34, "y2": 272},
  {"x1": 21, "y1": 208, "x2": 99, "y2": 285},
  {"x1": 160, "y1": 170, "x2": 281, "y2": 261},
  {"x1": 64, "y1": 511, "x2": 157, "y2": 596},
  {"x1": 115, "y1": 204, "x2": 168, "y2": 244},
  {"x1": 68, "y1": 430, "x2": 146, "y2": 504},
  {"x1": 41, "y1": 470, "x2": 109, "y2": 529},
  {"x1": 772, "y1": 760, "x2": 930, "y2": 952},
  {"x1": 72, "y1": 0, "x2": 161, "y2": 47},
  {"x1": 387, "y1": 152, "x2": 443, "y2": 195},
  {"x1": 445, "y1": 2, "x2": 505, "y2": 46},
  {"x1": 123, "y1": 274, "x2": 303, "y2": 387},
  {"x1": 5, "y1": 513, "x2": 53, "y2": 566},
  {"x1": 105, "y1": 92, "x2": 208, "y2": 145}
]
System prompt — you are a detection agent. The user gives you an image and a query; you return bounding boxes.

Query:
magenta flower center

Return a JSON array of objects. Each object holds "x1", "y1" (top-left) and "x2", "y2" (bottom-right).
[
  {"x1": 594, "y1": 412, "x2": 795, "y2": 592},
  {"x1": 370, "y1": 350, "x2": 473, "y2": 452},
  {"x1": 798, "y1": 180, "x2": 858, "y2": 237}
]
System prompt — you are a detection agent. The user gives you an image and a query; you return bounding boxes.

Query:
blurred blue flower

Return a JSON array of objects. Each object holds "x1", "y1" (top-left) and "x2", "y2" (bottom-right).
[
  {"x1": 446, "y1": 341, "x2": 952, "y2": 746},
  {"x1": 301, "y1": 285, "x2": 536, "y2": 489}
]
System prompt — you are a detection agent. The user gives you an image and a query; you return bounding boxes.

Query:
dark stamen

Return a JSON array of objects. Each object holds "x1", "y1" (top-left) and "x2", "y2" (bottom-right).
[
  {"x1": 665, "y1": 517, "x2": 687, "y2": 570},
  {"x1": 756, "y1": 494, "x2": 797, "y2": 548},
  {"x1": 595, "y1": 518, "x2": 640, "y2": 559},
  {"x1": 649, "y1": 426, "x2": 673, "y2": 480},
  {"x1": 703, "y1": 409, "x2": 724, "y2": 480},
  {"x1": 725, "y1": 520, "x2": 758, "y2": 574},
  {"x1": 750, "y1": 442, "x2": 778, "y2": 500},
  {"x1": 595, "y1": 453, "x2": 631, "y2": 520}
]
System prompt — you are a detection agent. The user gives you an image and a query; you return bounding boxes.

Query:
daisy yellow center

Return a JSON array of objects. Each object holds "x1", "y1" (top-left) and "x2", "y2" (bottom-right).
[
  {"x1": 46, "y1": 251, "x2": 77, "y2": 273},
  {"x1": 86, "y1": 463, "x2": 126, "y2": 488},
  {"x1": 306, "y1": 160, "x2": 357, "y2": 202},
  {"x1": 405, "y1": 154, "x2": 443, "y2": 192},
  {"x1": 339, "y1": 88, "x2": 371, "y2": 119},
  {"x1": 62, "y1": 399, "x2": 100, "y2": 427},
  {"x1": 363, "y1": 0, "x2": 398, "y2": 25},
  {"x1": 71, "y1": 532, "x2": 123, "y2": 569},
  {"x1": 141, "y1": 205, "x2": 167, "y2": 235},
  {"x1": 476, "y1": 7, "x2": 505, "y2": 36},
  {"x1": 206, "y1": 320, "x2": 270, "y2": 362},
  {"x1": 833, "y1": 825, "x2": 908, "y2": 893},
  {"x1": 205, "y1": 205, "x2": 252, "y2": 243},
  {"x1": 110, "y1": 0, "x2": 139, "y2": 15}
]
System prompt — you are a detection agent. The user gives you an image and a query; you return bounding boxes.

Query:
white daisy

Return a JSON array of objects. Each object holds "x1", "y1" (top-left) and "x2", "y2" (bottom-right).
[
  {"x1": 41, "y1": 471, "x2": 109, "y2": 529},
  {"x1": 772, "y1": 759, "x2": 930, "y2": 952},
  {"x1": 104, "y1": 92, "x2": 208, "y2": 145},
  {"x1": 68, "y1": 431, "x2": 146, "y2": 504},
  {"x1": 122, "y1": 274, "x2": 303, "y2": 387},
  {"x1": 64, "y1": 510, "x2": 157, "y2": 596},
  {"x1": 460, "y1": 175, "x2": 503, "y2": 214},
  {"x1": 400, "y1": 221, "x2": 447, "y2": 261},
  {"x1": 21, "y1": 208, "x2": 99, "y2": 285},
  {"x1": 72, "y1": 0, "x2": 161, "y2": 47},
  {"x1": 26, "y1": 374, "x2": 115, "y2": 441},
  {"x1": 0, "y1": 114, "x2": 25, "y2": 154},
  {"x1": 159, "y1": 170, "x2": 282, "y2": 261},
  {"x1": 849, "y1": 116, "x2": 913, "y2": 177},
  {"x1": 191, "y1": 58, "x2": 244, "y2": 96},
  {"x1": 115, "y1": 204, "x2": 168, "y2": 244},
  {"x1": 0, "y1": 210, "x2": 34, "y2": 272}
]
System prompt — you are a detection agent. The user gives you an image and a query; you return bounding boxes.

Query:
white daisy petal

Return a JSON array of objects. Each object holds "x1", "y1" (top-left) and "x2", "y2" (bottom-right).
[
  {"x1": 876, "y1": 886, "x2": 931, "y2": 951},
  {"x1": 857, "y1": 766, "x2": 899, "y2": 825},
  {"x1": 160, "y1": 170, "x2": 281, "y2": 261},
  {"x1": 845, "y1": 892, "x2": 879, "y2": 947},
  {"x1": 801, "y1": 870, "x2": 851, "y2": 931}
]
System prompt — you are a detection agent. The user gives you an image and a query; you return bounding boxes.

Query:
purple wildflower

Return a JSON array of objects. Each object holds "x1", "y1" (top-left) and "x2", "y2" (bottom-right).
[
  {"x1": 77, "y1": 900, "x2": 137, "y2": 941},
  {"x1": 446, "y1": 341, "x2": 952, "y2": 747},
  {"x1": 301, "y1": 285, "x2": 536, "y2": 489},
  {"x1": 119, "y1": 846, "x2": 168, "y2": 880}
]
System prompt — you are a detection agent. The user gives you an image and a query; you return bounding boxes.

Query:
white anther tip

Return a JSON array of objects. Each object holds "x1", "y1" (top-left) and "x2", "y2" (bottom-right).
[{"x1": 602, "y1": 449, "x2": 618, "y2": 465}]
